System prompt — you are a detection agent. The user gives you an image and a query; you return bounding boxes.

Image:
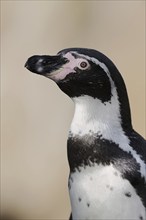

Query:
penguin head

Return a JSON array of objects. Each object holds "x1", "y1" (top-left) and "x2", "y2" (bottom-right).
[
  {"x1": 25, "y1": 48, "x2": 132, "y2": 129},
  {"x1": 25, "y1": 48, "x2": 118, "y2": 102}
]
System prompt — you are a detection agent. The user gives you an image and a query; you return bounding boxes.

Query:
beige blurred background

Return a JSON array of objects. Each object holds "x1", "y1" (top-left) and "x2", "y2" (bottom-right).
[{"x1": 1, "y1": 1, "x2": 145, "y2": 219}]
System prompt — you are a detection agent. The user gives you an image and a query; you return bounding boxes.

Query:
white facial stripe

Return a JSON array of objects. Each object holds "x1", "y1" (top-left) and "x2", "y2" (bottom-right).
[
  {"x1": 72, "y1": 51, "x2": 116, "y2": 92},
  {"x1": 72, "y1": 52, "x2": 110, "y2": 76}
]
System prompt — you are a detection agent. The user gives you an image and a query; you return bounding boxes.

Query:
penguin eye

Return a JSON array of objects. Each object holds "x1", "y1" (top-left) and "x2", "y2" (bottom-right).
[{"x1": 79, "y1": 61, "x2": 88, "y2": 69}]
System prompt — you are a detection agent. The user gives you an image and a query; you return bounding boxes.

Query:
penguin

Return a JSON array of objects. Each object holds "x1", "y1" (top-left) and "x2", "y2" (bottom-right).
[{"x1": 25, "y1": 48, "x2": 146, "y2": 220}]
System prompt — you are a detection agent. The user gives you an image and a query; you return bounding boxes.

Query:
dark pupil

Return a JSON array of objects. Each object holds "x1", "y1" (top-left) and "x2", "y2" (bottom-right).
[{"x1": 80, "y1": 62, "x2": 87, "y2": 68}]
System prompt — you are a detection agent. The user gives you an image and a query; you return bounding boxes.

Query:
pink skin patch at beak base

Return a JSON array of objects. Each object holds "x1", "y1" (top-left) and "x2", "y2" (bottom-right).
[{"x1": 48, "y1": 52, "x2": 88, "y2": 82}]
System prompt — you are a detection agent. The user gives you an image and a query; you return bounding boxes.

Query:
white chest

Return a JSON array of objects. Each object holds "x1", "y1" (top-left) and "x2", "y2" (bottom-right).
[
  {"x1": 69, "y1": 164, "x2": 145, "y2": 220},
  {"x1": 70, "y1": 95, "x2": 146, "y2": 181}
]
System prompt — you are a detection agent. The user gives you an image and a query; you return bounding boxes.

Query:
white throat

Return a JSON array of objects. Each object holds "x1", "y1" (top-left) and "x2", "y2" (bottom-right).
[{"x1": 70, "y1": 91, "x2": 121, "y2": 139}]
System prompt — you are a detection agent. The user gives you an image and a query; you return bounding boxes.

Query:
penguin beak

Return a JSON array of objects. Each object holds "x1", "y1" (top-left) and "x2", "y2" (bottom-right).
[{"x1": 25, "y1": 55, "x2": 68, "y2": 76}]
